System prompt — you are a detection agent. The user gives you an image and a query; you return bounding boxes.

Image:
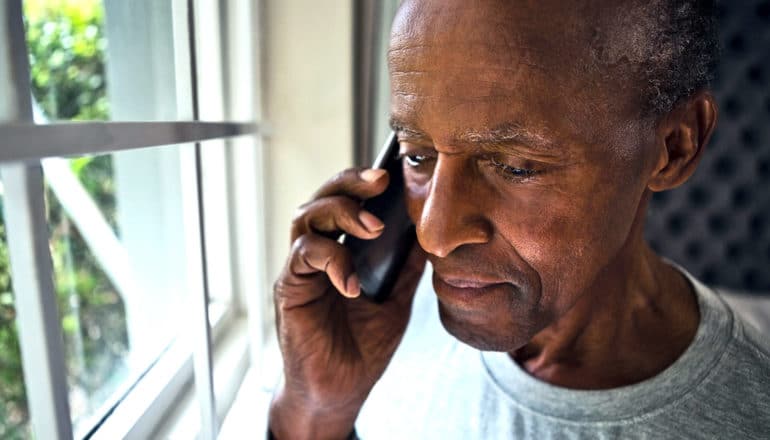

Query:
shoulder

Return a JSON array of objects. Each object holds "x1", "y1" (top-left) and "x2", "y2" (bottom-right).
[
  {"x1": 716, "y1": 287, "x2": 770, "y2": 361},
  {"x1": 688, "y1": 283, "x2": 770, "y2": 428},
  {"x1": 673, "y1": 263, "x2": 770, "y2": 367},
  {"x1": 719, "y1": 298, "x2": 770, "y2": 390},
  {"x1": 661, "y1": 276, "x2": 770, "y2": 438}
]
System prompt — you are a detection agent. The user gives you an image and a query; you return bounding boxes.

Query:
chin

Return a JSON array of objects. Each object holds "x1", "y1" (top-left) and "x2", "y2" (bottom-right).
[
  {"x1": 431, "y1": 273, "x2": 543, "y2": 352},
  {"x1": 437, "y1": 302, "x2": 535, "y2": 352}
]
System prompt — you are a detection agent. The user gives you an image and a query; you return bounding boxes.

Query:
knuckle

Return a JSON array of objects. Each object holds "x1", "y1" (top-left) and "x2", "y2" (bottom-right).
[
  {"x1": 324, "y1": 196, "x2": 358, "y2": 218},
  {"x1": 271, "y1": 280, "x2": 293, "y2": 312},
  {"x1": 272, "y1": 272, "x2": 295, "y2": 303},
  {"x1": 288, "y1": 235, "x2": 312, "y2": 264},
  {"x1": 273, "y1": 277, "x2": 287, "y2": 296},
  {"x1": 297, "y1": 242, "x2": 312, "y2": 262},
  {"x1": 292, "y1": 234, "x2": 311, "y2": 254},
  {"x1": 327, "y1": 195, "x2": 353, "y2": 210},
  {"x1": 291, "y1": 204, "x2": 310, "y2": 225},
  {"x1": 329, "y1": 169, "x2": 349, "y2": 185},
  {"x1": 323, "y1": 171, "x2": 348, "y2": 193}
]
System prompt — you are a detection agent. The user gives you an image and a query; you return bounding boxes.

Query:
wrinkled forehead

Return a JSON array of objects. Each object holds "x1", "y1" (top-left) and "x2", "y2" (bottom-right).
[{"x1": 388, "y1": 0, "x2": 599, "y2": 76}]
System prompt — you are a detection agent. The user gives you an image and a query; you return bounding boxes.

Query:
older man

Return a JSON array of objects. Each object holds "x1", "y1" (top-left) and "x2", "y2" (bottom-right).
[{"x1": 269, "y1": 0, "x2": 770, "y2": 438}]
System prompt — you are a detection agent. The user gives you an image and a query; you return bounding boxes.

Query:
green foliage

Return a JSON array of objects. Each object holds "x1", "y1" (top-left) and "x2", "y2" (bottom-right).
[
  {"x1": 0, "y1": 222, "x2": 29, "y2": 440},
  {"x1": 0, "y1": 1, "x2": 128, "y2": 437},
  {"x1": 65, "y1": 155, "x2": 117, "y2": 232},
  {"x1": 25, "y1": 0, "x2": 109, "y2": 121},
  {"x1": 46, "y1": 167, "x2": 128, "y2": 393}
]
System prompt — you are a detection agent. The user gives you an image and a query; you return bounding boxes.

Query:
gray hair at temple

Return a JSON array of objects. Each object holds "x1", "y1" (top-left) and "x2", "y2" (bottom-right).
[{"x1": 592, "y1": 0, "x2": 719, "y2": 118}]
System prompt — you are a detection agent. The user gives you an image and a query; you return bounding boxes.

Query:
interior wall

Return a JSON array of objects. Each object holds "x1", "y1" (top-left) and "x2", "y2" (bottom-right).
[{"x1": 262, "y1": 0, "x2": 353, "y2": 285}]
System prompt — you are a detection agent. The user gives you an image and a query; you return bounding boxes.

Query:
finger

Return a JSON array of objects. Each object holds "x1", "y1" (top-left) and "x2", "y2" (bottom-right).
[
  {"x1": 291, "y1": 196, "x2": 385, "y2": 242},
  {"x1": 286, "y1": 234, "x2": 360, "y2": 300},
  {"x1": 312, "y1": 167, "x2": 390, "y2": 200}
]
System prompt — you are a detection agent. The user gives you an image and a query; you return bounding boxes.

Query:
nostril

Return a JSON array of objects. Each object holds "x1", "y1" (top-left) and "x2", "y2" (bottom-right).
[
  {"x1": 415, "y1": 226, "x2": 452, "y2": 258},
  {"x1": 416, "y1": 213, "x2": 493, "y2": 259}
]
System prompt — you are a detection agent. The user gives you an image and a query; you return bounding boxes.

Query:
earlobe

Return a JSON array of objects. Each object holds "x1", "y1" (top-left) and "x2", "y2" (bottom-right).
[{"x1": 647, "y1": 91, "x2": 718, "y2": 192}]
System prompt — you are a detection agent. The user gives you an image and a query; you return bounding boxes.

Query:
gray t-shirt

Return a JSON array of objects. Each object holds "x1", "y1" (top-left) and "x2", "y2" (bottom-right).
[{"x1": 356, "y1": 264, "x2": 770, "y2": 439}]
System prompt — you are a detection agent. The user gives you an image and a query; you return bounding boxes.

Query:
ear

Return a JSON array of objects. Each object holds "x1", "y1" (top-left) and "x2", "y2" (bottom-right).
[{"x1": 647, "y1": 90, "x2": 718, "y2": 192}]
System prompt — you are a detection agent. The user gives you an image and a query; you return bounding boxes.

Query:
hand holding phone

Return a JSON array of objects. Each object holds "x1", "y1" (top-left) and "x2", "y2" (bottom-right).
[
  {"x1": 342, "y1": 132, "x2": 416, "y2": 302},
  {"x1": 270, "y1": 133, "x2": 426, "y2": 438}
]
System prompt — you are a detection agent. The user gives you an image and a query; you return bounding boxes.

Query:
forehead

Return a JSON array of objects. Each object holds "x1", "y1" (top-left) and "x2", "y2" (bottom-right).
[
  {"x1": 388, "y1": 0, "x2": 632, "y2": 149},
  {"x1": 389, "y1": 1, "x2": 593, "y2": 58}
]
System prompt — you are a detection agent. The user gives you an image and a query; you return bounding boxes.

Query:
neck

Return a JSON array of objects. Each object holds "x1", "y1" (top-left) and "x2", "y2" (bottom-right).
[{"x1": 511, "y1": 209, "x2": 699, "y2": 390}]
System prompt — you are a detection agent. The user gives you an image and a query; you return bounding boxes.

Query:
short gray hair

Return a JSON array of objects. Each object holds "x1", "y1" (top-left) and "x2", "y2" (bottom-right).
[
  {"x1": 644, "y1": 0, "x2": 719, "y2": 116},
  {"x1": 591, "y1": 0, "x2": 719, "y2": 118}
]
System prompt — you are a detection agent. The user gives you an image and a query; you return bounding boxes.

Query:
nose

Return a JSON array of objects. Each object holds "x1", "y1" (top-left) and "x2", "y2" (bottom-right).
[{"x1": 416, "y1": 155, "x2": 493, "y2": 258}]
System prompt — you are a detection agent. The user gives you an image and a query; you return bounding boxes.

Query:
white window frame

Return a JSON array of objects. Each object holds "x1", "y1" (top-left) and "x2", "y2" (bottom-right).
[{"x1": 0, "y1": 0, "x2": 268, "y2": 439}]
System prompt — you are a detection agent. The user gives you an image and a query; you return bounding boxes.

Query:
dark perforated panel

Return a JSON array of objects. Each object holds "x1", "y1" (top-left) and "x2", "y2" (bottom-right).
[{"x1": 645, "y1": 0, "x2": 770, "y2": 293}]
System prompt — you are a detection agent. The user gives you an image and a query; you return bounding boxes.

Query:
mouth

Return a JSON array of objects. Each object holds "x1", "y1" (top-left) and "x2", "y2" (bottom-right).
[
  {"x1": 432, "y1": 271, "x2": 508, "y2": 307},
  {"x1": 439, "y1": 276, "x2": 501, "y2": 289}
]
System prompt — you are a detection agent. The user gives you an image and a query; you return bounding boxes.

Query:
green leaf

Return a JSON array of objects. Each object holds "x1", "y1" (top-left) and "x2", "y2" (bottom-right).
[{"x1": 69, "y1": 156, "x2": 94, "y2": 176}]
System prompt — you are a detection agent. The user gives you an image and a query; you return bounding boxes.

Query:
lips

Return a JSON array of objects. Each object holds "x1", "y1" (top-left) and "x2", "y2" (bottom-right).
[
  {"x1": 432, "y1": 271, "x2": 508, "y2": 307},
  {"x1": 439, "y1": 276, "x2": 502, "y2": 289}
]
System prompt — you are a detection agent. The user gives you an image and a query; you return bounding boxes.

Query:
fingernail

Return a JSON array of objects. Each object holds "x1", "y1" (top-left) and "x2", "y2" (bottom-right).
[
  {"x1": 359, "y1": 210, "x2": 385, "y2": 232},
  {"x1": 360, "y1": 168, "x2": 386, "y2": 182},
  {"x1": 346, "y1": 273, "x2": 360, "y2": 297}
]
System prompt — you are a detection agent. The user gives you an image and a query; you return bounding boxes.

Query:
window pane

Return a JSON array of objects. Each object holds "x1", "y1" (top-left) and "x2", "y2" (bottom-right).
[
  {"x1": 0, "y1": 191, "x2": 32, "y2": 440},
  {"x1": 43, "y1": 145, "x2": 191, "y2": 434},
  {"x1": 24, "y1": 0, "x2": 109, "y2": 122},
  {"x1": 23, "y1": 0, "x2": 183, "y2": 123},
  {"x1": 200, "y1": 139, "x2": 233, "y2": 306},
  {"x1": 370, "y1": 0, "x2": 401, "y2": 160}
]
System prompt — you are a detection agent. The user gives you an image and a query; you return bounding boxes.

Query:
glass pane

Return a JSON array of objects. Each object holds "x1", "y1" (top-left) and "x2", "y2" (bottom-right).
[
  {"x1": 24, "y1": 0, "x2": 109, "y2": 122},
  {"x1": 0, "y1": 189, "x2": 32, "y2": 440},
  {"x1": 370, "y1": 0, "x2": 401, "y2": 160},
  {"x1": 200, "y1": 139, "x2": 233, "y2": 307},
  {"x1": 23, "y1": 0, "x2": 183, "y2": 123},
  {"x1": 43, "y1": 145, "x2": 190, "y2": 434}
]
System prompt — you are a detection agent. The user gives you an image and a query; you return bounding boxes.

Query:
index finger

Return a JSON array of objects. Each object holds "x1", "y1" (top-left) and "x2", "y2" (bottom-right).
[{"x1": 312, "y1": 168, "x2": 390, "y2": 200}]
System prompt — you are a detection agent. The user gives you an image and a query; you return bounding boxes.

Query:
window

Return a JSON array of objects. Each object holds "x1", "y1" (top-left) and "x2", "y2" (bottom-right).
[
  {"x1": 0, "y1": 0, "x2": 267, "y2": 439},
  {"x1": 353, "y1": 0, "x2": 400, "y2": 166}
]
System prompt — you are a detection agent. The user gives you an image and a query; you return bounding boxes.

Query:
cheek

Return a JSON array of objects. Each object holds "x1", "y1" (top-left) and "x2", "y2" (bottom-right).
[{"x1": 496, "y1": 177, "x2": 645, "y2": 312}]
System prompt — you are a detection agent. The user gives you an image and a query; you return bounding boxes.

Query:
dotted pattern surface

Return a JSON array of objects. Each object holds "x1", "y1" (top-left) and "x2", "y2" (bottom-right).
[{"x1": 645, "y1": 0, "x2": 770, "y2": 293}]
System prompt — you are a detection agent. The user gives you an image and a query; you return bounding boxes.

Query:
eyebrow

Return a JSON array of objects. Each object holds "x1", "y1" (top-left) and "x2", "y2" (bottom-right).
[
  {"x1": 389, "y1": 116, "x2": 425, "y2": 139},
  {"x1": 389, "y1": 116, "x2": 559, "y2": 155},
  {"x1": 457, "y1": 123, "x2": 559, "y2": 153}
]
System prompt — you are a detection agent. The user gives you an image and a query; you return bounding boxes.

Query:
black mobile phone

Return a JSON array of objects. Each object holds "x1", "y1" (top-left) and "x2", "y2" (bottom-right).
[{"x1": 343, "y1": 132, "x2": 416, "y2": 302}]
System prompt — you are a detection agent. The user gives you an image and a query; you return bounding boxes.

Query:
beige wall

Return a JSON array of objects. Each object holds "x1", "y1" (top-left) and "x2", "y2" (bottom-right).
[{"x1": 262, "y1": 0, "x2": 353, "y2": 283}]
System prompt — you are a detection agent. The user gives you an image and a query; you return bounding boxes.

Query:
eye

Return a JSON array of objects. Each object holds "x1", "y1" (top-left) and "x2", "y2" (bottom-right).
[
  {"x1": 404, "y1": 154, "x2": 428, "y2": 167},
  {"x1": 489, "y1": 157, "x2": 537, "y2": 181},
  {"x1": 404, "y1": 154, "x2": 425, "y2": 167}
]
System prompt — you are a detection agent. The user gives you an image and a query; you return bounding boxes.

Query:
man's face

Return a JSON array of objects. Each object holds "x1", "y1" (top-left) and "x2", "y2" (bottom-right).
[{"x1": 389, "y1": 0, "x2": 660, "y2": 351}]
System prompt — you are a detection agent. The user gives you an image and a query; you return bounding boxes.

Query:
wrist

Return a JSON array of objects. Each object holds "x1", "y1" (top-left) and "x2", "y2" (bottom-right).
[
  {"x1": 268, "y1": 426, "x2": 357, "y2": 440},
  {"x1": 269, "y1": 389, "x2": 361, "y2": 440}
]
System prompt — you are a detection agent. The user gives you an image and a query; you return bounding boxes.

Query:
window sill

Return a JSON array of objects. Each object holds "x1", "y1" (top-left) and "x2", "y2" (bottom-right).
[
  {"x1": 150, "y1": 315, "x2": 252, "y2": 438},
  {"x1": 90, "y1": 306, "x2": 250, "y2": 439},
  {"x1": 218, "y1": 333, "x2": 282, "y2": 439}
]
